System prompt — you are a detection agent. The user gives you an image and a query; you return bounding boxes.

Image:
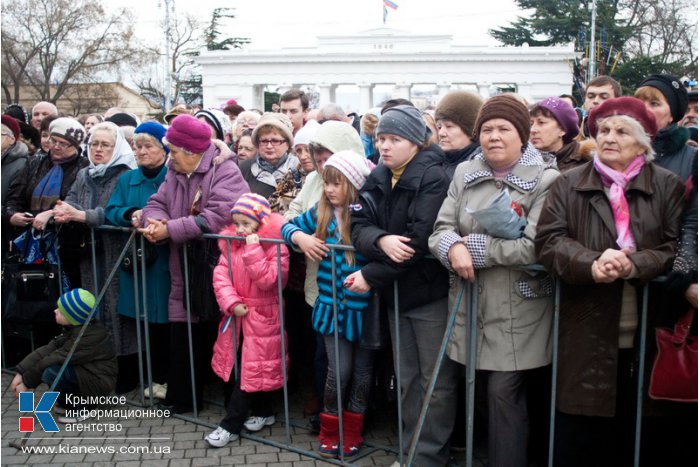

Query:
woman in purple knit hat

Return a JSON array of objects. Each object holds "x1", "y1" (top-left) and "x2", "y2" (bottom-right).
[{"x1": 137, "y1": 114, "x2": 250, "y2": 412}]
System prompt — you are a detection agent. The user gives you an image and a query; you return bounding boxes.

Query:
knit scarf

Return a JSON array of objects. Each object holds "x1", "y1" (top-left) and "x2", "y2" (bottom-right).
[
  {"x1": 592, "y1": 154, "x2": 645, "y2": 250},
  {"x1": 30, "y1": 154, "x2": 78, "y2": 212},
  {"x1": 257, "y1": 153, "x2": 289, "y2": 174}
]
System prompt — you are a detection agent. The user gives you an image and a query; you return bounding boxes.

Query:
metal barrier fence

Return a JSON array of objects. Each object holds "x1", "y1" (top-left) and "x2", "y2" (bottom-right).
[{"x1": 2, "y1": 224, "x2": 671, "y2": 466}]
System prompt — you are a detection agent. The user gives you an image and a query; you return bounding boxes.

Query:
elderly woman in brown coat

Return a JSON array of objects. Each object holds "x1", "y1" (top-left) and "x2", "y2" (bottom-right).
[{"x1": 535, "y1": 97, "x2": 686, "y2": 467}]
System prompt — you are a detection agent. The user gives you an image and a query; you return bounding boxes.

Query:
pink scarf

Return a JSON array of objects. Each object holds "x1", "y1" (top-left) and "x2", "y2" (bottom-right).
[{"x1": 592, "y1": 154, "x2": 645, "y2": 250}]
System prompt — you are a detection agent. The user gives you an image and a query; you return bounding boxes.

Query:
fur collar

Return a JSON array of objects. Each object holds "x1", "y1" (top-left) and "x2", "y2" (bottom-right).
[{"x1": 653, "y1": 124, "x2": 690, "y2": 156}]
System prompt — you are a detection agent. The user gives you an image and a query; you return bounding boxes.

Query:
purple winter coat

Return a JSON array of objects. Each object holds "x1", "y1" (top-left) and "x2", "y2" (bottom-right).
[{"x1": 142, "y1": 143, "x2": 250, "y2": 322}]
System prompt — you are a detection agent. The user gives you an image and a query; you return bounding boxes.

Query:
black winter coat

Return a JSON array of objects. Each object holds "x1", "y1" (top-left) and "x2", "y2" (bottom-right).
[
  {"x1": 16, "y1": 321, "x2": 117, "y2": 397},
  {"x1": 352, "y1": 144, "x2": 450, "y2": 312}
]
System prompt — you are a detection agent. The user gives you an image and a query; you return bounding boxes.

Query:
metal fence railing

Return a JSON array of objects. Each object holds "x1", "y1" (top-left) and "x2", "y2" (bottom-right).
[{"x1": 2, "y1": 225, "x2": 672, "y2": 466}]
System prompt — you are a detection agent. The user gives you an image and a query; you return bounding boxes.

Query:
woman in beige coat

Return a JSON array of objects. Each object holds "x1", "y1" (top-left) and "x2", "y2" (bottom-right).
[{"x1": 429, "y1": 95, "x2": 560, "y2": 467}]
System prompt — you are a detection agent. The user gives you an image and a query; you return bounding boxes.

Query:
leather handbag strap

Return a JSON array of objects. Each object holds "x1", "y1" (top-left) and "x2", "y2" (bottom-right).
[{"x1": 672, "y1": 308, "x2": 696, "y2": 345}]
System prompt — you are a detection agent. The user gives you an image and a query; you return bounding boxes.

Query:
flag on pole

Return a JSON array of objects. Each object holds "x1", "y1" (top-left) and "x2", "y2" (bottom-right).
[
  {"x1": 383, "y1": 0, "x2": 397, "y2": 24},
  {"x1": 384, "y1": 0, "x2": 398, "y2": 10}
]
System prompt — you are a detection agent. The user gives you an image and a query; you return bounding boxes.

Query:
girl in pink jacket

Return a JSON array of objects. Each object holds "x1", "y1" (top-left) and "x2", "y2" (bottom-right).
[{"x1": 205, "y1": 193, "x2": 290, "y2": 448}]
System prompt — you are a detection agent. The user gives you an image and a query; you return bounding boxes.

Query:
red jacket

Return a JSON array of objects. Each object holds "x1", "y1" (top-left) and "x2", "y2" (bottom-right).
[{"x1": 211, "y1": 213, "x2": 290, "y2": 391}]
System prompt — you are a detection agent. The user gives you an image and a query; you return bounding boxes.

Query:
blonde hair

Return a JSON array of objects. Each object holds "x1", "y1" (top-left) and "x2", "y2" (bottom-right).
[
  {"x1": 595, "y1": 114, "x2": 655, "y2": 161},
  {"x1": 634, "y1": 86, "x2": 666, "y2": 105},
  {"x1": 316, "y1": 166, "x2": 358, "y2": 266}
]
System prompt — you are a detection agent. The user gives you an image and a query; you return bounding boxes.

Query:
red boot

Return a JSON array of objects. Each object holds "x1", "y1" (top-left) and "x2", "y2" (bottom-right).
[
  {"x1": 318, "y1": 412, "x2": 339, "y2": 458},
  {"x1": 341, "y1": 410, "x2": 364, "y2": 457}
]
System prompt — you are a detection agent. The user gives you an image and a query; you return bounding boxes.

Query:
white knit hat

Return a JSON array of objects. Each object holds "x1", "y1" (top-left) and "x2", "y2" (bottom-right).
[
  {"x1": 323, "y1": 150, "x2": 375, "y2": 190},
  {"x1": 294, "y1": 120, "x2": 321, "y2": 147}
]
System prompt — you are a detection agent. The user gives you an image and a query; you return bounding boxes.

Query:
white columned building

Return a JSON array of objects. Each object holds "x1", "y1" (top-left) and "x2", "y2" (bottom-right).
[{"x1": 197, "y1": 28, "x2": 577, "y2": 111}]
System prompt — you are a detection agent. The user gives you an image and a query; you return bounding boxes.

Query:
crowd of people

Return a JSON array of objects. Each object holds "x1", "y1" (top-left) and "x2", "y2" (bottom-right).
[{"x1": 2, "y1": 76, "x2": 697, "y2": 466}]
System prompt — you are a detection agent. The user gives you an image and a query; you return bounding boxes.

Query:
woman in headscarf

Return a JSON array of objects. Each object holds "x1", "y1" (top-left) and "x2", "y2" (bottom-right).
[{"x1": 53, "y1": 121, "x2": 138, "y2": 391}]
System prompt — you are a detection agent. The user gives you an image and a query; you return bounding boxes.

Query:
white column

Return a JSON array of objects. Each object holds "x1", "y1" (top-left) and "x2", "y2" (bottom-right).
[
  {"x1": 395, "y1": 83, "x2": 412, "y2": 100},
  {"x1": 251, "y1": 85, "x2": 265, "y2": 111},
  {"x1": 358, "y1": 83, "x2": 374, "y2": 111},
  {"x1": 436, "y1": 83, "x2": 452, "y2": 99},
  {"x1": 318, "y1": 83, "x2": 337, "y2": 105},
  {"x1": 477, "y1": 82, "x2": 491, "y2": 99},
  {"x1": 517, "y1": 83, "x2": 532, "y2": 103},
  {"x1": 277, "y1": 83, "x2": 292, "y2": 95}
]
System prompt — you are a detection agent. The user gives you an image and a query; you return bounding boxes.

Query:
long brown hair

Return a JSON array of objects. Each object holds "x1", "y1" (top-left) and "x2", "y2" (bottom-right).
[{"x1": 315, "y1": 165, "x2": 359, "y2": 265}]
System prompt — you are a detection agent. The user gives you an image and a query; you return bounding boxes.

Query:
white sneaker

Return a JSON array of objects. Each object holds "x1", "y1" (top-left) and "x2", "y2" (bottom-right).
[
  {"x1": 143, "y1": 383, "x2": 168, "y2": 400},
  {"x1": 243, "y1": 415, "x2": 275, "y2": 432},
  {"x1": 205, "y1": 426, "x2": 238, "y2": 447}
]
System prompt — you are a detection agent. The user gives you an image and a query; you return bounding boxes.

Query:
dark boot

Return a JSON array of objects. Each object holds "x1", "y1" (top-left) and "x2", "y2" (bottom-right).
[
  {"x1": 318, "y1": 412, "x2": 339, "y2": 458},
  {"x1": 341, "y1": 410, "x2": 364, "y2": 457}
]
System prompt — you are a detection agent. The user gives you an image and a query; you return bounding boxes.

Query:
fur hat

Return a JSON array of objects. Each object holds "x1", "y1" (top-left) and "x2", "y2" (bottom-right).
[
  {"x1": 638, "y1": 74, "x2": 689, "y2": 124},
  {"x1": 49, "y1": 117, "x2": 86, "y2": 149},
  {"x1": 231, "y1": 193, "x2": 271, "y2": 225},
  {"x1": 165, "y1": 114, "x2": 212, "y2": 153},
  {"x1": 294, "y1": 120, "x2": 321, "y2": 147},
  {"x1": 474, "y1": 95, "x2": 531, "y2": 147},
  {"x1": 531, "y1": 97, "x2": 580, "y2": 143},
  {"x1": 252, "y1": 112, "x2": 294, "y2": 147},
  {"x1": 377, "y1": 105, "x2": 430, "y2": 146},
  {"x1": 435, "y1": 91, "x2": 484, "y2": 138},
  {"x1": 324, "y1": 150, "x2": 375, "y2": 190},
  {"x1": 310, "y1": 121, "x2": 364, "y2": 155},
  {"x1": 57, "y1": 288, "x2": 95, "y2": 325},
  {"x1": 588, "y1": 96, "x2": 658, "y2": 139},
  {"x1": 195, "y1": 108, "x2": 231, "y2": 141},
  {"x1": 1, "y1": 115, "x2": 20, "y2": 140},
  {"x1": 134, "y1": 121, "x2": 169, "y2": 154}
]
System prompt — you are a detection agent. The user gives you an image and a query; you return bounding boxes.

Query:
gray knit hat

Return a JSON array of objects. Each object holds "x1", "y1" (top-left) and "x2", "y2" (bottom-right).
[{"x1": 376, "y1": 105, "x2": 430, "y2": 146}]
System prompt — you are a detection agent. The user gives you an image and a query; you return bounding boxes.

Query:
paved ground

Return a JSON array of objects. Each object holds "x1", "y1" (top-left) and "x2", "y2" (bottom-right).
[{"x1": 2, "y1": 372, "x2": 485, "y2": 467}]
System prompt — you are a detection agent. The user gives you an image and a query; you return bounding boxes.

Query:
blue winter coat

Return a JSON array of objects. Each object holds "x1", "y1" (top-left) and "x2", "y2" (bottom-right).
[{"x1": 105, "y1": 165, "x2": 170, "y2": 324}]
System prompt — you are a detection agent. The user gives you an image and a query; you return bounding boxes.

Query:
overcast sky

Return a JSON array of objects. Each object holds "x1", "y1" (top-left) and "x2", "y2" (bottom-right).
[{"x1": 125, "y1": 0, "x2": 527, "y2": 49}]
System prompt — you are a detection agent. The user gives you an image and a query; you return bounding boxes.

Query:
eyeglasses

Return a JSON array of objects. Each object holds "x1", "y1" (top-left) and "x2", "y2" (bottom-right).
[
  {"x1": 237, "y1": 119, "x2": 258, "y2": 127},
  {"x1": 89, "y1": 141, "x2": 115, "y2": 150},
  {"x1": 48, "y1": 138, "x2": 71, "y2": 149},
  {"x1": 258, "y1": 138, "x2": 287, "y2": 147}
]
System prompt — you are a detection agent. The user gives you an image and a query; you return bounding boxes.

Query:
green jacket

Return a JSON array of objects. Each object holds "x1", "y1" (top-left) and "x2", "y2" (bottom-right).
[{"x1": 16, "y1": 321, "x2": 117, "y2": 396}]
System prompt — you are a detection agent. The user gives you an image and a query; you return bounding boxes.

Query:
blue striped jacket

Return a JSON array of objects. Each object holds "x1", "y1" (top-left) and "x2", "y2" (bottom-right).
[{"x1": 282, "y1": 205, "x2": 371, "y2": 342}]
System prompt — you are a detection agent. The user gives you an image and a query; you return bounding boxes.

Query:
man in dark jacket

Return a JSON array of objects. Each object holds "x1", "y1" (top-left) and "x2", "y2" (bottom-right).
[{"x1": 11, "y1": 289, "x2": 118, "y2": 424}]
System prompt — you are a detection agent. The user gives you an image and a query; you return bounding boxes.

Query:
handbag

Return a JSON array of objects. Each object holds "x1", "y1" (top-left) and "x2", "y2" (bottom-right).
[
  {"x1": 648, "y1": 308, "x2": 698, "y2": 402},
  {"x1": 360, "y1": 292, "x2": 388, "y2": 350},
  {"x1": 2, "y1": 227, "x2": 65, "y2": 323},
  {"x1": 182, "y1": 238, "x2": 221, "y2": 322}
]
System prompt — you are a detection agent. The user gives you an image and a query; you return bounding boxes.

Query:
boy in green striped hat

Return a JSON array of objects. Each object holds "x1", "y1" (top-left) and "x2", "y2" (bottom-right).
[{"x1": 10, "y1": 288, "x2": 118, "y2": 423}]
